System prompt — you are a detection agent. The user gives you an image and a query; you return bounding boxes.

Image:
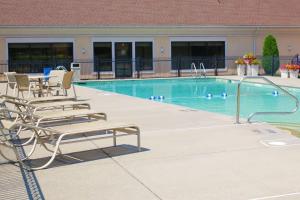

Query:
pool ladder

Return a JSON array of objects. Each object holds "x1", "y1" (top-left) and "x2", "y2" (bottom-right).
[
  {"x1": 191, "y1": 62, "x2": 206, "y2": 78},
  {"x1": 236, "y1": 76, "x2": 299, "y2": 123}
]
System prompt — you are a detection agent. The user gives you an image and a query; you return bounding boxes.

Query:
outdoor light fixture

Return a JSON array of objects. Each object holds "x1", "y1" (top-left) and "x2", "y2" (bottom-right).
[
  {"x1": 81, "y1": 48, "x2": 86, "y2": 54},
  {"x1": 288, "y1": 45, "x2": 292, "y2": 52},
  {"x1": 160, "y1": 47, "x2": 164, "y2": 54}
]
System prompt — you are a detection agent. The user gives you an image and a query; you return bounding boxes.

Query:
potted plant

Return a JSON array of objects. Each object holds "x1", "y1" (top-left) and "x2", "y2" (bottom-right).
[
  {"x1": 250, "y1": 59, "x2": 260, "y2": 76},
  {"x1": 287, "y1": 64, "x2": 299, "y2": 78},
  {"x1": 243, "y1": 53, "x2": 260, "y2": 76},
  {"x1": 235, "y1": 58, "x2": 246, "y2": 76},
  {"x1": 280, "y1": 64, "x2": 289, "y2": 78}
]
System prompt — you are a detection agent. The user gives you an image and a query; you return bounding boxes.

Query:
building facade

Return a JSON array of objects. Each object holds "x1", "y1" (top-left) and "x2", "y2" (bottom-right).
[{"x1": 1, "y1": 0, "x2": 300, "y2": 78}]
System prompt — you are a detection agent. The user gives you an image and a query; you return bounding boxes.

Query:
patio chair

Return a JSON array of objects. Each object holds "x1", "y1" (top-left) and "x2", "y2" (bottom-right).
[
  {"x1": 61, "y1": 71, "x2": 77, "y2": 98},
  {"x1": 4, "y1": 72, "x2": 17, "y2": 95},
  {"x1": 0, "y1": 108, "x2": 141, "y2": 170},
  {"x1": 46, "y1": 70, "x2": 65, "y2": 96},
  {"x1": 15, "y1": 74, "x2": 43, "y2": 98}
]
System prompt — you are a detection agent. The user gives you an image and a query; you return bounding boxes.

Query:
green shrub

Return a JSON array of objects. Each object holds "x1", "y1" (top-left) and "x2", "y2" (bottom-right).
[{"x1": 262, "y1": 35, "x2": 279, "y2": 75}]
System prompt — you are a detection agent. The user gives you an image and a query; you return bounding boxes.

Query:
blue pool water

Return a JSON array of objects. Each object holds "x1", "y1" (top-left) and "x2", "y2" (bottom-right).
[{"x1": 77, "y1": 78, "x2": 300, "y2": 124}]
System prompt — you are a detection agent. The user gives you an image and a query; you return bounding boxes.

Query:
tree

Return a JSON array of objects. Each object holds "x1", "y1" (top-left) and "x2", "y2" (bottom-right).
[{"x1": 262, "y1": 35, "x2": 279, "y2": 75}]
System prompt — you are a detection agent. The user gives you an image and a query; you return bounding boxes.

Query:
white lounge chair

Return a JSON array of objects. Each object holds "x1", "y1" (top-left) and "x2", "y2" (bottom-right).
[
  {"x1": 1, "y1": 95, "x2": 90, "y2": 113},
  {"x1": 0, "y1": 108, "x2": 141, "y2": 170},
  {"x1": 2, "y1": 99, "x2": 107, "y2": 145}
]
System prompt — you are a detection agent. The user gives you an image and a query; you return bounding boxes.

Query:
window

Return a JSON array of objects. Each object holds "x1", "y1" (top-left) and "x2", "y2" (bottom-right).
[
  {"x1": 8, "y1": 43, "x2": 73, "y2": 73},
  {"x1": 94, "y1": 42, "x2": 112, "y2": 71},
  {"x1": 135, "y1": 42, "x2": 153, "y2": 71},
  {"x1": 171, "y1": 41, "x2": 225, "y2": 70}
]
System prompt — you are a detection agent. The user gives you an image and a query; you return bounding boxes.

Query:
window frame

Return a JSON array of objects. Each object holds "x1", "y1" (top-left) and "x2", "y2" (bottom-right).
[{"x1": 169, "y1": 37, "x2": 227, "y2": 72}]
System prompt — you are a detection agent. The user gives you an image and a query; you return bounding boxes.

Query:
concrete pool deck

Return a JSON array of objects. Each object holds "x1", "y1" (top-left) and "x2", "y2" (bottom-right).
[
  {"x1": 220, "y1": 75, "x2": 300, "y2": 88},
  {"x1": 1, "y1": 76, "x2": 300, "y2": 200}
]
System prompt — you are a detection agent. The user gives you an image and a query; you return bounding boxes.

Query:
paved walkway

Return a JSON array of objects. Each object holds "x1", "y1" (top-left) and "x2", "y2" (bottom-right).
[{"x1": 1, "y1": 76, "x2": 300, "y2": 200}]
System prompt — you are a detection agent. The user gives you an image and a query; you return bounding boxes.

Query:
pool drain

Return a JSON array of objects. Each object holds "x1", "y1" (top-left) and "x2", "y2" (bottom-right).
[{"x1": 267, "y1": 141, "x2": 287, "y2": 146}]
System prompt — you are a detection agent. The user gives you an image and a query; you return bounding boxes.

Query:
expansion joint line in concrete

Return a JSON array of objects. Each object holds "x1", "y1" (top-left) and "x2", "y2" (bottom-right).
[
  {"x1": 100, "y1": 148, "x2": 163, "y2": 200},
  {"x1": 84, "y1": 134, "x2": 163, "y2": 200}
]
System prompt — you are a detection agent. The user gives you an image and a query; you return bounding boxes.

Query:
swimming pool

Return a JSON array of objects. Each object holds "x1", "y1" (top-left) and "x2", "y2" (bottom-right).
[{"x1": 77, "y1": 78, "x2": 300, "y2": 124}]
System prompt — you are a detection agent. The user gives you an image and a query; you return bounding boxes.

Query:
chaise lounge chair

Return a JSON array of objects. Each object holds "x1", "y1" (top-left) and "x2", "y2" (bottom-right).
[
  {"x1": 2, "y1": 99, "x2": 107, "y2": 144},
  {"x1": 0, "y1": 108, "x2": 141, "y2": 170},
  {"x1": 1, "y1": 95, "x2": 90, "y2": 113}
]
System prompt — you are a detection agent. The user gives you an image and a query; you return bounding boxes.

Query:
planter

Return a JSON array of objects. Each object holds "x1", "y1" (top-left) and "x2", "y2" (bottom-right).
[
  {"x1": 246, "y1": 65, "x2": 259, "y2": 76},
  {"x1": 246, "y1": 65, "x2": 252, "y2": 76},
  {"x1": 250, "y1": 65, "x2": 259, "y2": 76},
  {"x1": 237, "y1": 65, "x2": 246, "y2": 76},
  {"x1": 289, "y1": 69, "x2": 299, "y2": 79},
  {"x1": 280, "y1": 70, "x2": 289, "y2": 78}
]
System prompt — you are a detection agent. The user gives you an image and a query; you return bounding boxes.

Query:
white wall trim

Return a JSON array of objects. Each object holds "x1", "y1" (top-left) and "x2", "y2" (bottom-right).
[
  {"x1": 92, "y1": 37, "x2": 154, "y2": 43},
  {"x1": 169, "y1": 36, "x2": 226, "y2": 42},
  {"x1": 6, "y1": 37, "x2": 74, "y2": 43}
]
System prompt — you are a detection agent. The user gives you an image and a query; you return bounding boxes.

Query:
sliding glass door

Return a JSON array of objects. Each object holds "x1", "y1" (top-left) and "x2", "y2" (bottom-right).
[{"x1": 115, "y1": 42, "x2": 132, "y2": 78}]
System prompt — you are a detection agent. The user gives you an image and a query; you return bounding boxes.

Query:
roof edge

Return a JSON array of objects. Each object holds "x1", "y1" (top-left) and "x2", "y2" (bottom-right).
[{"x1": 1, "y1": 25, "x2": 300, "y2": 29}]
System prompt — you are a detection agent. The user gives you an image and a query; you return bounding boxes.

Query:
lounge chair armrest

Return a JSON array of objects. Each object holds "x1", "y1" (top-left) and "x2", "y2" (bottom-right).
[
  {"x1": 0, "y1": 107, "x2": 38, "y2": 121},
  {"x1": 2, "y1": 99, "x2": 36, "y2": 112},
  {"x1": 0, "y1": 95, "x2": 27, "y2": 103},
  {"x1": 12, "y1": 122, "x2": 61, "y2": 135}
]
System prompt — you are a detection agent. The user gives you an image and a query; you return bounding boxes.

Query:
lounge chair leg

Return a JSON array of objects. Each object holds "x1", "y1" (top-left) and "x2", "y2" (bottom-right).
[
  {"x1": 15, "y1": 126, "x2": 36, "y2": 146},
  {"x1": 136, "y1": 128, "x2": 141, "y2": 152},
  {"x1": 20, "y1": 133, "x2": 35, "y2": 146},
  {"x1": 5, "y1": 84, "x2": 8, "y2": 95},
  {"x1": 113, "y1": 131, "x2": 117, "y2": 147},
  {"x1": 13, "y1": 85, "x2": 16, "y2": 96},
  {"x1": 31, "y1": 134, "x2": 65, "y2": 170},
  {"x1": 21, "y1": 138, "x2": 38, "y2": 160},
  {"x1": 72, "y1": 84, "x2": 77, "y2": 99}
]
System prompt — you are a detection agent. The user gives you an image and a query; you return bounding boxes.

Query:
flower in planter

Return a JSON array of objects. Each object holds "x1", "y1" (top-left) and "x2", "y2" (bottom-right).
[
  {"x1": 251, "y1": 59, "x2": 260, "y2": 65},
  {"x1": 243, "y1": 53, "x2": 256, "y2": 64},
  {"x1": 281, "y1": 64, "x2": 300, "y2": 78},
  {"x1": 281, "y1": 64, "x2": 300, "y2": 71},
  {"x1": 280, "y1": 64, "x2": 288, "y2": 72},
  {"x1": 235, "y1": 58, "x2": 246, "y2": 65},
  {"x1": 287, "y1": 64, "x2": 300, "y2": 71}
]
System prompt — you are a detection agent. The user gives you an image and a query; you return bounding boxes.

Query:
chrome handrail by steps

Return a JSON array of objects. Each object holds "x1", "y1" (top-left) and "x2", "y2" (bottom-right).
[{"x1": 236, "y1": 76, "x2": 299, "y2": 123}]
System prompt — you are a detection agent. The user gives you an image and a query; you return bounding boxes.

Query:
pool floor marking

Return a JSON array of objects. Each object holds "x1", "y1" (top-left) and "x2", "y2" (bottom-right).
[{"x1": 249, "y1": 192, "x2": 300, "y2": 200}]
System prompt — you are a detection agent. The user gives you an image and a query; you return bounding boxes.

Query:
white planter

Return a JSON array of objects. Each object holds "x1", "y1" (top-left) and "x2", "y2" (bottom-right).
[
  {"x1": 289, "y1": 69, "x2": 299, "y2": 79},
  {"x1": 280, "y1": 70, "x2": 289, "y2": 78},
  {"x1": 246, "y1": 65, "x2": 252, "y2": 76},
  {"x1": 237, "y1": 65, "x2": 246, "y2": 76},
  {"x1": 250, "y1": 65, "x2": 259, "y2": 76}
]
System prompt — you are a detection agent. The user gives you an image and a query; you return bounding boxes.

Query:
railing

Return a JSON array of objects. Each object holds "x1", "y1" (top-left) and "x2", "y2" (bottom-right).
[
  {"x1": 0, "y1": 56, "x2": 296, "y2": 79},
  {"x1": 191, "y1": 62, "x2": 206, "y2": 78},
  {"x1": 191, "y1": 63, "x2": 198, "y2": 77},
  {"x1": 236, "y1": 76, "x2": 299, "y2": 123},
  {"x1": 199, "y1": 62, "x2": 206, "y2": 78}
]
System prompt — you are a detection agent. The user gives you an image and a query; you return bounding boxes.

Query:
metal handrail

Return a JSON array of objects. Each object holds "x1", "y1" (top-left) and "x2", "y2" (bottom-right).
[
  {"x1": 191, "y1": 62, "x2": 206, "y2": 78},
  {"x1": 56, "y1": 65, "x2": 67, "y2": 71},
  {"x1": 199, "y1": 62, "x2": 206, "y2": 78},
  {"x1": 191, "y1": 63, "x2": 198, "y2": 77},
  {"x1": 236, "y1": 76, "x2": 299, "y2": 123}
]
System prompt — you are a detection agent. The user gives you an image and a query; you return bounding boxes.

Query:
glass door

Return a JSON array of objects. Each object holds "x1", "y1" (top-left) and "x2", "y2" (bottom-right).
[{"x1": 115, "y1": 42, "x2": 132, "y2": 78}]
